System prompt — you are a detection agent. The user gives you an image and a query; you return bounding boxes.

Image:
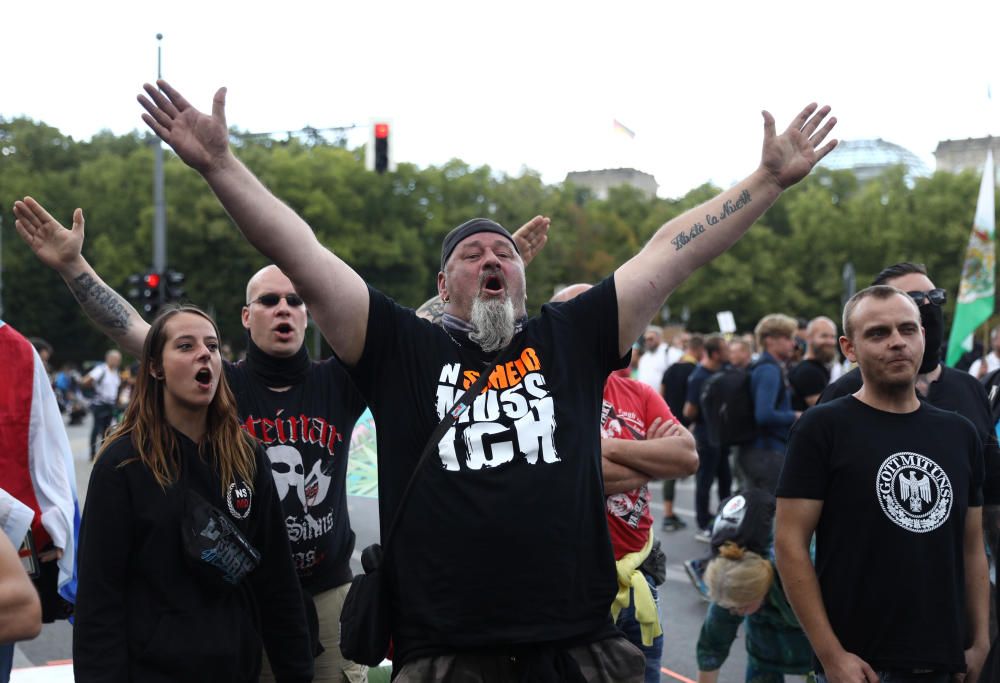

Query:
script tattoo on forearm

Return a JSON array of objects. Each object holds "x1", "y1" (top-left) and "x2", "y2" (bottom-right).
[
  {"x1": 670, "y1": 189, "x2": 752, "y2": 251},
  {"x1": 70, "y1": 273, "x2": 133, "y2": 335}
]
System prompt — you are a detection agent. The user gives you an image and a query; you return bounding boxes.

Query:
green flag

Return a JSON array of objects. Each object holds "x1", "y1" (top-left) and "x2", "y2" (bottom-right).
[{"x1": 946, "y1": 150, "x2": 996, "y2": 366}]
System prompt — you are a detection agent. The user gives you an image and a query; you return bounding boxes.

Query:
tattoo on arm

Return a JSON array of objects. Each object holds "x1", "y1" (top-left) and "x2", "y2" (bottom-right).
[
  {"x1": 671, "y1": 189, "x2": 752, "y2": 251},
  {"x1": 70, "y1": 273, "x2": 133, "y2": 336},
  {"x1": 415, "y1": 296, "x2": 445, "y2": 325}
]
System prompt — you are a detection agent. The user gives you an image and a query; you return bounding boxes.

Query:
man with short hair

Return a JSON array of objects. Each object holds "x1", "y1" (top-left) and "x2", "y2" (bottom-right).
[
  {"x1": 775, "y1": 285, "x2": 989, "y2": 683},
  {"x1": 81, "y1": 348, "x2": 121, "y2": 460},
  {"x1": 969, "y1": 325, "x2": 1000, "y2": 379},
  {"x1": 737, "y1": 314, "x2": 799, "y2": 494},
  {"x1": 636, "y1": 326, "x2": 669, "y2": 389},
  {"x1": 135, "y1": 79, "x2": 836, "y2": 679},
  {"x1": 728, "y1": 337, "x2": 752, "y2": 370},
  {"x1": 819, "y1": 262, "x2": 999, "y2": 501},
  {"x1": 684, "y1": 334, "x2": 732, "y2": 540},
  {"x1": 789, "y1": 316, "x2": 838, "y2": 411},
  {"x1": 751, "y1": 314, "x2": 799, "y2": 451}
]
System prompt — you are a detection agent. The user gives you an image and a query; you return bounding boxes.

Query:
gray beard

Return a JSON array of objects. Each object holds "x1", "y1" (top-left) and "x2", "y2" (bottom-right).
[{"x1": 469, "y1": 295, "x2": 516, "y2": 352}]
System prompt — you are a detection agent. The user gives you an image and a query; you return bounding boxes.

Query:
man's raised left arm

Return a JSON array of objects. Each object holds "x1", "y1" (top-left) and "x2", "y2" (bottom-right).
[{"x1": 614, "y1": 104, "x2": 837, "y2": 355}]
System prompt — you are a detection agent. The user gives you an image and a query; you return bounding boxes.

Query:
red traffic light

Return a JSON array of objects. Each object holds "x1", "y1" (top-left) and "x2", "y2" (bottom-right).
[
  {"x1": 144, "y1": 272, "x2": 161, "y2": 288},
  {"x1": 374, "y1": 123, "x2": 389, "y2": 140}
]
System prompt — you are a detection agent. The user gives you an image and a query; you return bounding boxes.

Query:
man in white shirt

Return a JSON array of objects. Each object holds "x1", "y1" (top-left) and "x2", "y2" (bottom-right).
[
  {"x1": 82, "y1": 349, "x2": 121, "y2": 460},
  {"x1": 664, "y1": 331, "x2": 688, "y2": 369},
  {"x1": 637, "y1": 326, "x2": 669, "y2": 388}
]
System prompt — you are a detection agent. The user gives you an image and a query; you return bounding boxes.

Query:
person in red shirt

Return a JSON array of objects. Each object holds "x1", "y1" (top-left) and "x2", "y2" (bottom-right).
[{"x1": 553, "y1": 284, "x2": 699, "y2": 682}]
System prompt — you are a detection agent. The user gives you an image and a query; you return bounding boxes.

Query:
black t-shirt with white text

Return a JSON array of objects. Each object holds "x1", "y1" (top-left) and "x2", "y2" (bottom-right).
[
  {"x1": 777, "y1": 397, "x2": 984, "y2": 673},
  {"x1": 225, "y1": 358, "x2": 366, "y2": 594},
  {"x1": 348, "y1": 277, "x2": 628, "y2": 664},
  {"x1": 819, "y1": 365, "x2": 1000, "y2": 504}
]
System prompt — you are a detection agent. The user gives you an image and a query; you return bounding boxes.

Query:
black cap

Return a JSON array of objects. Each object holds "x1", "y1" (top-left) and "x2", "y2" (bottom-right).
[{"x1": 440, "y1": 218, "x2": 518, "y2": 272}]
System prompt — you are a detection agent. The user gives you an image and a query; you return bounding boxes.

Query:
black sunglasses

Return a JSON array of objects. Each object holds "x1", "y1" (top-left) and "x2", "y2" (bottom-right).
[
  {"x1": 906, "y1": 288, "x2": 947, "y2": 306},
  {"x1": 250, "y1": 293, "x2": 305, "y2": 307}
]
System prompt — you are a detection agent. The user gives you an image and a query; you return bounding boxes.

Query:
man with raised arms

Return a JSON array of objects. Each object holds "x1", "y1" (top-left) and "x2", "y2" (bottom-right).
[{"x1": 136, "y1": 79, "x2": 836, "y2": 681}]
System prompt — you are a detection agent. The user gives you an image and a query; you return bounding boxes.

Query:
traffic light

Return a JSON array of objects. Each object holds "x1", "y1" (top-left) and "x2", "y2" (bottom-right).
[
  {"x1": 126, "y1": 273, "x2": 143, "y2": 301},
  {"x1": 373, "y1": 122, "x2": 389, "y2": 174},
  {"x1": 140, "y1": 271, "x2": 161, "y2": 317},
  {"x1": 165, "y1": 269, "x2": 186, "y2": 303}
]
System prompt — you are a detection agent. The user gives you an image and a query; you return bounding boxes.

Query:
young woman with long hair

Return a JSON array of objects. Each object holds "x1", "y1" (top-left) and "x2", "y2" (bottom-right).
[{"x1": 73, "y1": 306, "x2": 313, "y2": 682}]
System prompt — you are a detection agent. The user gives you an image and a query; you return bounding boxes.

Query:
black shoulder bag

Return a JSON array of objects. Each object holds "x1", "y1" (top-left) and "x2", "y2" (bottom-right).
[
  {"x1": 339, "y1": 344, "x2": 515, "y2": 666},
  {"x1": 179, "y1": 461, "x2": 261, "y2": 590}
]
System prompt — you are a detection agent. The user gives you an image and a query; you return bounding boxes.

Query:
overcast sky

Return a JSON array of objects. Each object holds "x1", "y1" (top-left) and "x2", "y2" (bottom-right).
[{"x1": 4, "y1": 0, "x2": 998, "y2": 198}]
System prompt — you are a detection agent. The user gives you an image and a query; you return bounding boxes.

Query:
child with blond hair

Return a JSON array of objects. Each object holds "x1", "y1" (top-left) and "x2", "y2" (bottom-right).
[{"x1": 695, "y1": 493, "x2": 814, "y2": 683}]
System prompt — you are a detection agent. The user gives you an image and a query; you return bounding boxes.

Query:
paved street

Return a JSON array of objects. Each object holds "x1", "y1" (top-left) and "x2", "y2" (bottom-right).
[{"x1": 12, "y1": 412, "x2": 800, "y2": 682}]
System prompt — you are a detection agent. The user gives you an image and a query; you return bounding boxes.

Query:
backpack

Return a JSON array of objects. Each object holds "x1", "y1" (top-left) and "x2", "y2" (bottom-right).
[
  {"x1": 700, "y1": 366, "x2": 756, "y2": 448},
  {"x1": 701, "y1": 357, "x2": 786, "y2": 449}
]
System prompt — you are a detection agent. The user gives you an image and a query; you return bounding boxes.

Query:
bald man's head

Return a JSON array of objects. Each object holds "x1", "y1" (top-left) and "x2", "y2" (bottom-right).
[{"x1": 549, "y1": 283, "x2": 592, "y2": 303}]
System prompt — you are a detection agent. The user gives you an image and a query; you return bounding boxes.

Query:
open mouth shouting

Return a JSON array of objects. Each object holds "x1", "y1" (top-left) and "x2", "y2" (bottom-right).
[
  {"x1": 479, "y1": 271, "x2": 507, "y2": 297},
  {"x1": 274, "y1": 322, "x2": 295, "y2": 342},
  {"x1": 195, "y1": 367, "x2": 214, "y2": 391}
]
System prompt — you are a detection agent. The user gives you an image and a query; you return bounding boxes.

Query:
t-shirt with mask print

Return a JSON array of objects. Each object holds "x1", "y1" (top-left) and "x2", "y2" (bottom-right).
[{"x1": 225, "y1": 359, "x2": 366, "y2": 595}]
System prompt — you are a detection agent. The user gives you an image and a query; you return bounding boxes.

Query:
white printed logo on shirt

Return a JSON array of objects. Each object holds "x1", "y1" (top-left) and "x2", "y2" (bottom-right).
[
  {"x1": 226, "y1": 480, "x2": 253, "y2": 520},
  {"x1": 434, "y1": 347, "x2": 559, "y2": 471},
  {"x1": 876, "y1": 451, "x2": 952, "y2": 533}
]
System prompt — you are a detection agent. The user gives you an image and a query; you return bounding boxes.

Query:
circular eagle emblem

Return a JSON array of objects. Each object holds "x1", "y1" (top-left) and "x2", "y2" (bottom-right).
[{"x1": 875, "y1": 452, "x2": 952, "y2": 533}]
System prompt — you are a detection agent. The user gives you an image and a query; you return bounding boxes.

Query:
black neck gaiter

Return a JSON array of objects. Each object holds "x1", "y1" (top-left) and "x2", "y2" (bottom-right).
[
  {"x1": 245, "y1": 334, "x2": 311, "y2": 387},
  {"x1": 919, "y1": 303, "x2": 944, "y2": 374}
]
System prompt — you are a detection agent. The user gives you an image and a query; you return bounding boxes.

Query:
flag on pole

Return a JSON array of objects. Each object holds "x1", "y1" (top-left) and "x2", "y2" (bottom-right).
[
  {"x1": 613, "y1": 119, "x2": 636, "y2": 139},
  {"x1": 946, "y1": 150, "x2": 996, "y2": 366}
]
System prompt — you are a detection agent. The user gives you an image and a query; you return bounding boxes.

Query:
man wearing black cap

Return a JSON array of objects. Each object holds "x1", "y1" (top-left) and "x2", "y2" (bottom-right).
[{"x1": 136, "y1": 79, "x2": 838, "y2": 681}]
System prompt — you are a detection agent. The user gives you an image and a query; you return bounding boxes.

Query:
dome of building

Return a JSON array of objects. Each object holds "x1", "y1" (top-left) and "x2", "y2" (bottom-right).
[{"x1": 819, "y1": 138, "x2": 931, "y2": 185}]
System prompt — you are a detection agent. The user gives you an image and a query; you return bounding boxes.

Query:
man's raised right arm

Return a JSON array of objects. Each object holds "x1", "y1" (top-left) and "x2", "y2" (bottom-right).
[
  {"x1": 137, "y1": 80, "x2": 369, "y2": 365},
  {"x1": 13, "y1": 198, "x2": 148, "y2": 358}
]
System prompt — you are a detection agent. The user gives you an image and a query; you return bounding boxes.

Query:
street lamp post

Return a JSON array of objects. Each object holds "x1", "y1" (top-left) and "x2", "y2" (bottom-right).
[{"x1": 152, "y1": 33, "x2": 167, "y2": 309}]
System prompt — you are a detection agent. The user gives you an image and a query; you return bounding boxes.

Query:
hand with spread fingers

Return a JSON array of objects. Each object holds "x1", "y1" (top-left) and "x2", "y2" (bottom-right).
[
  {"x1": 13, "y1": 197, "x2": 85, "y2": 271},
  {"x1": 759, "y1": 103, "x2": 838, "y2": 190},
  {"x1": 137, "y1": 79, "x2": 231, "y2": 174}
]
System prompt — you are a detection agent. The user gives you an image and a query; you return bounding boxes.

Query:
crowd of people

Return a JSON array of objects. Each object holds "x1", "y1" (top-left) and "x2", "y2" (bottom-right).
[{"x1": 0, "y1": 78, "x2": 996, "y2": 683}]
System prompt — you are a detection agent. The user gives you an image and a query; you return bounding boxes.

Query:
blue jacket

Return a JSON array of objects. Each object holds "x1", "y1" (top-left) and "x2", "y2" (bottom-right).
[{"x1": 750, "y1": 352, "x2": 795, "y2": 451}]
